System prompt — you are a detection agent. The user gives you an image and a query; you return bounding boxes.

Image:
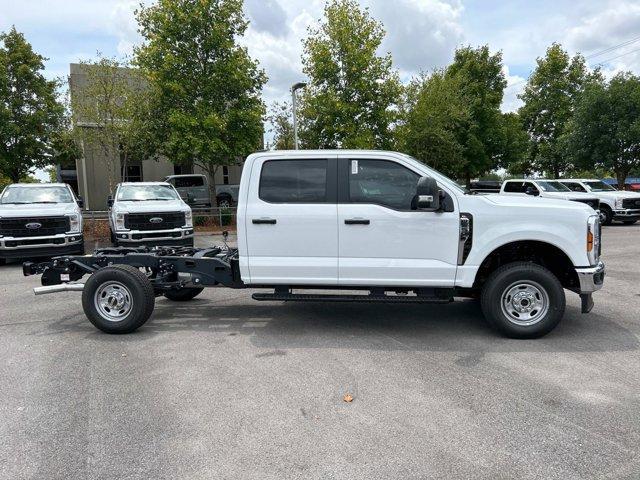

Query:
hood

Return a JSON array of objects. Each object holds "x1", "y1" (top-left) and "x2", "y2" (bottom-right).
[
  {"x1": 113, "y1": 200, "x2": 189, "y2": 213},
  {"x1": 541, "y1": 191, "x2": 573, "y2": 200},
  {"x1": 0, "y1": 202, "x2": 79, "y2": 217},
  {"x1": 593, "y1": 190, "x2": 640, "y2": 199},
  {"x1": 485, "y1": 194, "x2": 594, "y2": 212}
]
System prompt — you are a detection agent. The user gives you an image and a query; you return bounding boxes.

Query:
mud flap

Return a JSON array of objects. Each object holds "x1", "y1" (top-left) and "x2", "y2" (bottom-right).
[{"x1": 580, "y1": 293, "x2": 594, "y2": 314}]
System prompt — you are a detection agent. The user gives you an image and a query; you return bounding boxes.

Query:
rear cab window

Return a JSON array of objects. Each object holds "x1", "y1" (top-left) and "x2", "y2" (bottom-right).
[{"x1": 259, "y1": 159, "x2": 329, "y2": 203}]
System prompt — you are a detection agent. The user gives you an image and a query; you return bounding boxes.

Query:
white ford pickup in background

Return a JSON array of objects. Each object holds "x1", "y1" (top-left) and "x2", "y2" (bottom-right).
[
  {"x1": 108, "y1": 182, "x2": 194, "y2": 247},
  {"x1": 0, "y1": 183, "x2": 84, "y2": 264},
  {"x1": 558, "y1": 179, "x2": 640, "y2": 225},
  {"x1": 25, "y1": 150, "x2": 605, "y2": 339},
  {"x1": 499, "y1": 179, "x2": 601, "y2": 212}
]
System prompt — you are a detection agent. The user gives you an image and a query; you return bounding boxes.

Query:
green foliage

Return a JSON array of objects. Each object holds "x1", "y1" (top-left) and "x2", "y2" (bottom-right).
[
  {"x1": 299, "y1": 0, "x2": 401, "y2": 149},
  {"x1": 518, "y1": 43, "x2": 599, "y2": 178},
  {"x1": 0, "y1": 173, "x2": 40, "y2": 190},
  {"x1": 568, "y1": 73, "x2": 640, "y2": 189},
  {"x1": 397, "y1": 45, "x2": 508, "y2": 185},
  {"x1": 134, "y1": 0, "x2": 267, "y2": 196},
  {"x1": 70, "y1": 56, "x2": 154, "y2": 191},
  {"x1": 498, "y1": 112, "x2": 530, "y2": 176},
  {"x1": 268, "y1": 101, "x2": 294, "y2": 150},
  {"x1": 0, "y1": 27, "x2": 63, "y2": 182}
]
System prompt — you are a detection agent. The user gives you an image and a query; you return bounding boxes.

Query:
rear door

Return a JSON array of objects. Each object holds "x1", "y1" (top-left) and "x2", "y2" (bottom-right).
[
  {"x1": 337, "y1": 156, "x2": 459, "y2": 287},
  {"x1": 244, "y1": 155, "x2": 338, "y2": 284}
]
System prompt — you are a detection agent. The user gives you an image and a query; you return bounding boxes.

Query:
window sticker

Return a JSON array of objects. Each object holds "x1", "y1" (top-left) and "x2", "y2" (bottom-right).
[{"x1": 351, "y1": 160, "x2": 358, "y2": 175}]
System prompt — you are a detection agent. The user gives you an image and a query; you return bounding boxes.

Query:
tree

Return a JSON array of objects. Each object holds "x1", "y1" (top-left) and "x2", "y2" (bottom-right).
[
  {"x1": 497, "y1": 112, "x2": 529, "y2": 176},
  {"x1": 569, "y1": 73, "x2": 640, "y2": 189},
  {"x1": 267, "y1": 101, "x2": 294, "y2": 150},
  {"x1": 396, "y1": 72, "x2": 469, "y2": 179},
  {"x1": 298, "y1": 0, "x2": 401, "y2": 149},
  {"x1": 519, "y1": 43, "x2": 598, "y2": 178},
  {"x1": 0, "y1": 27, "x2": 63, "y2": 182},
  {"x1": 70, "y1": 56, "x2": 154, "y2": 192},
  {"x1": 445, "y1": 45, "x2": 507, "y2": 186},
  {"x1": 134, "y1": 0, "x2": 267, "y2": 201}
]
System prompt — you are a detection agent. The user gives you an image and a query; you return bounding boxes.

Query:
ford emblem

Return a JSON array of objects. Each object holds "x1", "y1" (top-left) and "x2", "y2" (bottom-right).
[
  {"x1": 25, "y1": 222, "x2": 42, "y2": 230},
  {"x1": 149, "y1": 217, "x2": 163, "y2": 224}
]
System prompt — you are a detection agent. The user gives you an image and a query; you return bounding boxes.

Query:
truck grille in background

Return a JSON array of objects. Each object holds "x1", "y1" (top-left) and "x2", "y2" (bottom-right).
[
  {"x1": 571, "y1": 198, "x2": 599, "y2": 210},
  {"x1": 0, "y1": 216, "x2": 70, "y2": 237},
  {"x1": 622, "y1": 198, "x2": 640, "y2": 209},
  {"x1": 124, "y1": 212, "x2": 185, "y2": 231}
]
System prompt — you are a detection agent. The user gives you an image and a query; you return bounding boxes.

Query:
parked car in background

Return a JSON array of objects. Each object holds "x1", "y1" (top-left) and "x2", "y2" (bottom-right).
[
  {"x1": 214, "y1": 184, "x2": 239, "y2": 208},
  {"x1": 558, "y1": 179, "x2": 640, "y2": 225},
  {"x1": 469, "y1": 180, "x2": 501, "y2": 193},
  {"x1": 164, "y1": 174, "x2": 211, "y2": 208},
  {"x1": 0, "y1": 183, "x2": 83, "y2": 264},
  {"x1": 500, "y1": 179, "x2": 600, "y2": 212},
  {"x1": 108, "y1": 182, "x2": 194, "y2": 247}
]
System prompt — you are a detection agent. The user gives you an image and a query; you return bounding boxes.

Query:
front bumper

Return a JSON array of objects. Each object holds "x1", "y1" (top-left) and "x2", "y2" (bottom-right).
[
  {"x1": 0, "y1": 233, "x2": 84, "y2": 259},
  {"x1": 114, "y1": 228, "x2": 194, "y2": 246},
  {"x1": 575, "y1": 261, "x2": 606, "y2": 294},
  {"x1": 613, "y1": 209, "x2": 640, "y2": 220}
]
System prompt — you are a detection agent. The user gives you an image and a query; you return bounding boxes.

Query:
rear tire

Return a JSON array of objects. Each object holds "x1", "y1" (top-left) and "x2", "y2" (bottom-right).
[
  {"x1": 163, "y1": 287, "x2": 204, "y2": 301},
  {"x1": 480, "y1": 262, "x2": 565, "y2": 339},
  {"x1": 600, "y1": 206, "x2": 613, "y2": 226},
  {"x1": 82, "y1": 264, "x2": 155, "y2": 333},
  {"x1": 217, "y1": 196, "x2": 232, "y2": 208}
]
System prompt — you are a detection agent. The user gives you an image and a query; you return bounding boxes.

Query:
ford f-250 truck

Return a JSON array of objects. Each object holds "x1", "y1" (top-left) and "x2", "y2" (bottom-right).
[
  {"x1": 0, "y1": 183, "x2": 84, "y2": 264},
  {"x1": 558, "y1": 179, "x2": 640, "y2": 225},
  {"x1": 23, "y1": 150, "x2": 605, "y2": 339}
]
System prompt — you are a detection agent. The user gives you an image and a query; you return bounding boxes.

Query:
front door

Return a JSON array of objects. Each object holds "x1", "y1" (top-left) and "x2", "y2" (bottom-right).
[
  {"x1": 337, "y1": 156, "x2": 459, "y2": 287},
  {"x1": 244, "y1": 156, "x2": 338, "y2": 285}
]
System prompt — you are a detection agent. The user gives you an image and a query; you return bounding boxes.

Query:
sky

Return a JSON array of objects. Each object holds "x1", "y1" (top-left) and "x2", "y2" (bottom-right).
[{"x1": 2, "y1": 0, "x2": 640, "y2": 144}]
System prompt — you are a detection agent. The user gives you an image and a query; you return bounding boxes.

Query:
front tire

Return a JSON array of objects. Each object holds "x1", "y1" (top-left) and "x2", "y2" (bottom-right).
[
  {"x1": 481, "y1": 262, "x2": 565, "y2": 339},
  {"x1": 82, "y1": 264, "x2": 155, "y2": 334},
  {"x1": 623, "y1": 220, "x2": 638, "y2": 225},
  {"x1": 163, "y1": 287, "x2": 204, "y2": 301},
  {"x1": 600, "y1": 206, "x2": 613, "y2": 226}
]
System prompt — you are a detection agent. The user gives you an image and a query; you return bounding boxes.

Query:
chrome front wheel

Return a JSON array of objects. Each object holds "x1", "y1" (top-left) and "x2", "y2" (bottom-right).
[
  {"x1": 500, "y1": 281, "x2": 549, "y2": 326},
  {"x1": 94, "y1": 281, "x2": 133, "y2": 321}
]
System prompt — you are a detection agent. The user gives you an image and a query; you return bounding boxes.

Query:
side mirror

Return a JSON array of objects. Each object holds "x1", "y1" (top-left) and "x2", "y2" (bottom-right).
[
  {"x1": 77, "y1": 196, "x2": 84, "y2": 209},
  {"x1": 186, "y1": 192, "x2": 195, "y2": 204},
  {"x1": 413, "y1": 176, "x2": 441, "y2": 211},
  {"x1": 107, "y1": 195, "x2": 114, "y2": 207},
  {"x1": 525, "y1": 186, "x2": 539, "y2": 196}
]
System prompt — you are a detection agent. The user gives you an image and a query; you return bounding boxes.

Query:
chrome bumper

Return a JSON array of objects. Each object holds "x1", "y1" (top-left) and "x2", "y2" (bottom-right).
[
  {"x1": 0, "y1": 233, "x2": 83, "y2": 250},
  {"x1": 114, "y1": 228, "x2": 194, "y2": 243},
  {"x1": 613, "y1": 209, "x2": 640, "y2": 218},
  {"x1": 575, "y1": 261, "x2": 605, "y2": 294}
]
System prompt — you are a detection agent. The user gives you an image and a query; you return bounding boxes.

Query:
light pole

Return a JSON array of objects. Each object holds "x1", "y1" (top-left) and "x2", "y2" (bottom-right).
[{"x1": 291, "y1": 81, "x2": 307, "y2": 149}]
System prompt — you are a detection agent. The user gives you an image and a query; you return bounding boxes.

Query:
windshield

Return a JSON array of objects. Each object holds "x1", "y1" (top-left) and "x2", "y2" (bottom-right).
[
  {"x1": 584, "y1": 181, "x2": 616, "y2": 192},
  {"x1": 536, "y1": 181, "x2": 570, "y2": 192},
  {"x1": 116, "y1": 184, "x2": 179, "y2": 201},
  {"x1": 0, "y1": 185, "x2": 74, "y2": 204}
]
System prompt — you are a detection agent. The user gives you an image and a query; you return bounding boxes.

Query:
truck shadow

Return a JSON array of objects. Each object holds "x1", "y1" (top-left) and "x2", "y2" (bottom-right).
[{"x1": 48, "y1": 296, "x2": 639, "y2": 354}]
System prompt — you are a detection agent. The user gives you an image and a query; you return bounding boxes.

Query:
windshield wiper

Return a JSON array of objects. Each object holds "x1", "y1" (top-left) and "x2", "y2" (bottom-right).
[
  {"x1": 1, "y1": 201, "x2": 30, "y2": 204},
  {"x1": 146, "y1": 198, "x2": 171, "y2": 201},
  {"x1": 32, "y1": 201, "x2": 58, "y2": 204}
]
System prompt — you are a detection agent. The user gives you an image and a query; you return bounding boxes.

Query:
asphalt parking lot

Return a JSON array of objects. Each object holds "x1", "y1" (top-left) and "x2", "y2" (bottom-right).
[{"x1": 1, "y1": 226, "x2": 640, "y2": 480}]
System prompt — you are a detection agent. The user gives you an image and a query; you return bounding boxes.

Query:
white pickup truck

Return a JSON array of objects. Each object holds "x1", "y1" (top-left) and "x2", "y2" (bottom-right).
[
  {"x1": 500, "y1": 179, "x2": 601, "y2": 212},
  {"x1": 108, "y1": 182, "x2": 194, "y2": 247},
  {"x1": 0, "y1": 183, "x2": 84, "y2": 264},
  {"x1": 558, "y1": 179, "x2": 640, "y2": 225},
  {"x1": 24, "y1": 150, "x2": 605, "y2": 339}
]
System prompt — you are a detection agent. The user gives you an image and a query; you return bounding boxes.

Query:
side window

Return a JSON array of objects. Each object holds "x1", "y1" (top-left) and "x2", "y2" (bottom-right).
[
  {"x1": 564, "y1": 182, "x2": 586, "y2": 192},
  {"x1": 523, "y1": 182, "x2": 539, "y2": 194},
  {"x1": 260, "y1": 159, "x2": 328, "y2": 203},
  {"x1": 348, "y1": 159, "x2": 419, "y2": 210},
  {"x1": 174, "y1": 176, "x2": 204, "y2": 188},
  {"x1": 503, "y1": 181, "x2": 524, "y2": 193}
]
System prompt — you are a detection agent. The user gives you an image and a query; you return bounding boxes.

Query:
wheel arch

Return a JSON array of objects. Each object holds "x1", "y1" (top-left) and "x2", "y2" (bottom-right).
[{"x1": 472, "y1": 240, "x2": 579, "y2": 291}]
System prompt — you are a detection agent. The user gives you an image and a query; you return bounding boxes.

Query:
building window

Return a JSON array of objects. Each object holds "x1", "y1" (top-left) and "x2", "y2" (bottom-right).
[
  {"x1": 122, "y1": 164, "x2": 142, "y2": 182},
  {"x1": 222, "y1": 166, "x2": 230, "y2": 185},
  {"x1": 174, "y1": 164, "x2": 193, "y2": 175}
]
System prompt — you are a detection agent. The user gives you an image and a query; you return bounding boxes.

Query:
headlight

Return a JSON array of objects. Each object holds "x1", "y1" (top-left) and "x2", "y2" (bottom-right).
[
  {"x1": 587, "y1": 215, "x2": 601, "y2": 266},
  {"x1": 67, "y1": 214, "x2": 81, "y2": 233},
  {"x1": 184, "y1": 210, "x2": 193, "y2": 228},
  {"x1": 615, "y1": 198, "x2": 624, "y2": 209},
  {"x1": 116, "y1": 212, "x2": 127, "y2": 230}
]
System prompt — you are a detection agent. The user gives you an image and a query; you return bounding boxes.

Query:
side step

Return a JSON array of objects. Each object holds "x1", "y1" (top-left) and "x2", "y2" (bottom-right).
[{"x1": 251, "y1": 291, "x2": 452, "y2": 304}]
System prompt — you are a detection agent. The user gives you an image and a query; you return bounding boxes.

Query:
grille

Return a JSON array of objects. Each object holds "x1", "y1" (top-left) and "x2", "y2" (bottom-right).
[
  {"x1": 0, "y1": 216, "x2": 70, "y2": 237},
  {"x1": 622, "y1": 198, "x2": 640, "y2": 209},
  {"x1": 124, "y1": 212, "x2": 185, "y2": 231},
  {"x1": 571, "y1": 198, "x2": 599, "y2": 210}
]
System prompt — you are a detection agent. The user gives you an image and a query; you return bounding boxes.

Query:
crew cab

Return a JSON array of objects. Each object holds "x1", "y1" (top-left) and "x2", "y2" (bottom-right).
[
  {"x1": 0, "y1": 183, "x2": 83, "y2": 264},
  {"x1": 500, "y1": 179, "x2": 601, "y2": 212},
  {"x1": 108, "y1": 182, "x2": 194, "y2": 247},
  {"x1": 24, "y1": 151, "x2": 605, "y2": 339},
  {"x1": 558, "y1": 179, "x2": 640, "y2": 225}
]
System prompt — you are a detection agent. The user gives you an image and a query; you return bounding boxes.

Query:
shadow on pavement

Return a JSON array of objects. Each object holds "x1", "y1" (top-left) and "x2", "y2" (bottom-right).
[{"x1": 39, "y1": 296, "x2": 639, "y2": 354}]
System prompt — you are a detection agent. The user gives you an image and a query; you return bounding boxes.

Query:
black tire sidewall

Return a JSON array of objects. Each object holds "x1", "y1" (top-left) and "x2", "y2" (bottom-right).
[
  {"x1": 481, "y1": 262, "x2": 565, "y2": 339},
  {"x1": 82, "y1": 266, "x2": 154, "y2": 333},
  {"x1": 601, "y1": 206, "x2": 613, "y2": 225}
]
